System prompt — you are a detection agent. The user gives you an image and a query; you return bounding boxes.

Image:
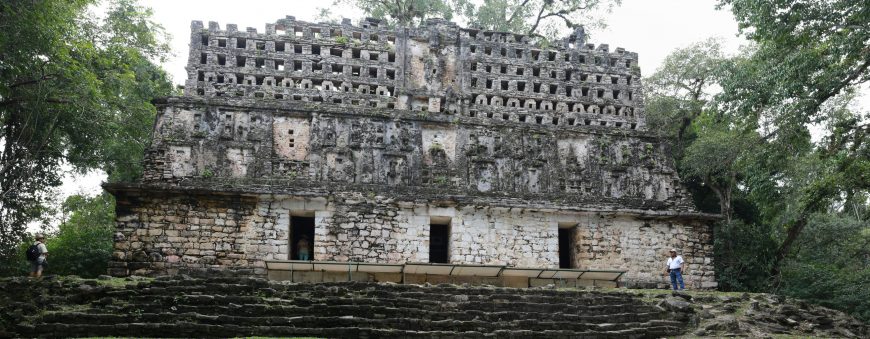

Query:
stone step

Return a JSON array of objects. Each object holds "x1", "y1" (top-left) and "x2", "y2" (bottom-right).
[
  {"x1": 119, "y1": 284, "x2": 644, "y2": 306},
  {"x1": 17, "y1": 320, "x2": 679, "y2": 339},
  {"x1": 30, "y1": 312, "x2": 683, "y2": 336},
  {"x1": 103, "y1": 294, "x2": 659, "y2": 318},
  {"x1": 1, "y1": 278, "x2": 689, "y2": 338},
  {"x1": 133, "y1": 279, "x2": 638, "y2": 300},
  {"x1": 80, "y1": 301, "x2": 666, "y2": 324},
  {"x1": 118, "y1": 288, "x2": 627, "y2": 302}
]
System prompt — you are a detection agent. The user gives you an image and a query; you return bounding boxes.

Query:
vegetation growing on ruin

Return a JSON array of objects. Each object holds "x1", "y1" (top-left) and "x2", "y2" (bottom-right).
[
  {"x1": 0, "y1": 0, "x2": 866, "y2": 325},
  {"x1": 321, "y1": 0, "x2": 622, "y2": 43}
]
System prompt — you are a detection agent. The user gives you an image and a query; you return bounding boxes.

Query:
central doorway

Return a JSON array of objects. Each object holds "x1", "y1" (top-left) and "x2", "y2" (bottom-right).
[
  {"x1": 429, "y1": 222, "x2": 450, "y2": 264},
  {"x1": 290, "y1": 216, "x2": 315, "y2": 260}
]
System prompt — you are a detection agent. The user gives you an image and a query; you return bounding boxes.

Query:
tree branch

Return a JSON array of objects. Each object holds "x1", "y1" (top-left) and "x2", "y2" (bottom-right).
[
  {"x1": 9, "y1": 74, "x2": 58, "y2": 89},
  {"x1": 505, "y1": 0, "x2": 532, "y2": 24},
  {"x1": 809, "y1": 58, "x2": 870, "y2": 113},
  {"x1": 526, "y1": 4, "x2": 549, "y2": 36}
]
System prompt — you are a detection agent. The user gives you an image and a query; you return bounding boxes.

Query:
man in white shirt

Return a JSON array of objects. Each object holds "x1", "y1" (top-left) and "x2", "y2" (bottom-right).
[{"x1": 666, "y1": 248, "x2": 685, "y2": 290}]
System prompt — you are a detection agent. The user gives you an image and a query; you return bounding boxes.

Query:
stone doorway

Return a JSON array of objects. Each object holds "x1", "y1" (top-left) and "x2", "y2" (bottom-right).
[
  {"x1": 429, "y1": 223, "x2": 450, "y2": 263},
  {"x1": 290, "y1": 216, "x2": 315, "y2": 260}
]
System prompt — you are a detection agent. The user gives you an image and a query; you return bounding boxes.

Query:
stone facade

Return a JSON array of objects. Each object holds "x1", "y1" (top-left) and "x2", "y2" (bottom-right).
[{"x1": 106, "y1": 16, "x2": 718, "y2": 288}]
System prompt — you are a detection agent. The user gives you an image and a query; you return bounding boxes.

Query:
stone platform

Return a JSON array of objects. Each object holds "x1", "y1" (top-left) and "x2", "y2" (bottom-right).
[{"x1": 266, "y1": 260, "x2": 625, "y2": 288}]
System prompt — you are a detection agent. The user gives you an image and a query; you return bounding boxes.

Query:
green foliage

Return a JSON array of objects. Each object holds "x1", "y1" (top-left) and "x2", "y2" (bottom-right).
[
  {"x1": 43, "y1": 194, "x2": 116, "y2": 278},
  {"x1": 434, "y1": 175, "x2": 449, "y2": 185},
  {"x1": 719, "y1": 0, "x2": 870, "y2": 120},
  {"x1": 780, "y1": 214, "x2": 870, "y2": 322},
  {"x1": 0, "y1": 0, "x2": 171, "y2": 263},
  {"x1": 324, "y1": 0, "x2": 620, "y2": 43},
  {"x1": 645, "y1": 0, "x2": 870, "y2": 322},
  {"x1": 464, "y1": 0, "x2": 621, "y2": 42},
  {"x1": 644, "y1": 38, "x2": 729, "y2": 159},
  {"x1": 0, "y1": 194, "x2": 115, "y2": 278},
  {"x1": 681, "y1": 118, "x2": 759, "y2": 222},
  {"x1": 0, "y1": 240, "x2": 31, "y2": 277},
  {"x1": 329, "y1": 0, "x2": 462, "y2": 27},
  {"x1": 713, "y1": 219, "x2": 778, "y2": 292}
]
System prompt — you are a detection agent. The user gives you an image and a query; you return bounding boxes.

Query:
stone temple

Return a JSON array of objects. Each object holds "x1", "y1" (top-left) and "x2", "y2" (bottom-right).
[{"x1": 105, "y1": 16, "x2": 718, "y2": 289}]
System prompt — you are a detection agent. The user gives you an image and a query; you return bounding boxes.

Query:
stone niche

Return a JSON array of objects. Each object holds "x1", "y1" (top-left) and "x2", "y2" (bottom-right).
[
  {"x1": 168, "y1": 146, "x2": 194, "y2": 177},
  {"x1": 421, "y1": 125, "x2": 457, "y2": 166},
  {"x1": 226, "y1": 148, "x2": 254, "y2": 177},
  {"x1": 273, "y1": 116, "x2": 310, "y2": 161}
]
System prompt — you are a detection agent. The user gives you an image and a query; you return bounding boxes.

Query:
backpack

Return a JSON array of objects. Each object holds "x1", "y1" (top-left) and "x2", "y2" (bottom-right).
[{"x1": 25, "y1": 244, "x2": 40, "y2": 261}]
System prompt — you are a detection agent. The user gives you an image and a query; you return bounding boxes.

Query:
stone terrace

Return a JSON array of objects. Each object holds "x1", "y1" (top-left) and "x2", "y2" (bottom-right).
[{"x1": 1, "y1": 276, "x2": 689, "y2": 338}]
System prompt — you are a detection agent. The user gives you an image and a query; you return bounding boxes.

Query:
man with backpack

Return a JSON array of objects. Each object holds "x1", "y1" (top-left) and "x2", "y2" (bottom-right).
[{"x1": 27, "y1": 234, "x2": 48, "y2": 278}]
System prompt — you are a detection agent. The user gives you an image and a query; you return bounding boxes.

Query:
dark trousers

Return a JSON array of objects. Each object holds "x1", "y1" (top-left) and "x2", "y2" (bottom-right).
[{"x1": 669, "y1": 268, "x2": 685, "y2": 290}]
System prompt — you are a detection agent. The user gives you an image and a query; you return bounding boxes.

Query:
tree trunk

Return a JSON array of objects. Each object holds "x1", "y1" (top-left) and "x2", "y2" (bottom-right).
[
  {"x1": 769, "y1": 214, "x2": 809, "y2": 287},
  {"x1": 706, "y1": 174, "x2": 732, "y2": 224}
]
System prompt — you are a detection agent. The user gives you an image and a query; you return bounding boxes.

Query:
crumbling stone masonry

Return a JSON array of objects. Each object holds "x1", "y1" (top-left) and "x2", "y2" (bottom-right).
[{"x1": 105, "y1": 16, "x2": 718, "y2": 288}]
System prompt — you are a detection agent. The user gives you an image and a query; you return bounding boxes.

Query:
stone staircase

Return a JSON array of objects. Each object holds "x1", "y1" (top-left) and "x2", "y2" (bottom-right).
[{"x1": 0, "y1": 276, "x2": 689, "y2": 338}]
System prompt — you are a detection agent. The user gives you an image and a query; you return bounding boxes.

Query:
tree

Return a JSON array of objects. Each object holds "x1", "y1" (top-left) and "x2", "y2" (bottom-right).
[
  {"x1": 326, "y1": 0, "x2": 620, "y2": 43},
  {"x1": 681, "y1": 121, "x2": 757, "y2": 223},
  {"x1": 0, "y1": 0, "x2": 172, "y2": 264},
  {"x1": 781, "y1": 213, "x2": 870, "y2": 322},
  {"x1": 644, "y1": 38, "x2": 727, "y2": 150},
  {"x1": 717, "y1": 0, "x2": 870, "y2": 281},
  {"x1": 646, "y1": 0, "x2": 870, "y2": 295},
  {"x1": 465, "y1": 0, "x2": 621, "y2": 42},
  {"x1": 331, "y1": 0, "x2": 464, "y2": 27},
  {"x1": 43, "y1": 194, "x2": 116, "y2": 278},
  {"x1": 644, "y1": 39, "x2": 746, "y2": 221}
]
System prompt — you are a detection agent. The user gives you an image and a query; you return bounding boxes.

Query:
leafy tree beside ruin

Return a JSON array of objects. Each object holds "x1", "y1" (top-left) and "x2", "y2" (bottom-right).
[
  {"x1": 645, "y1": 0, "x2": 870, "y2": 320},
  {"x1": 0, "y1": 0, "x2": 172, "y2": 272}
]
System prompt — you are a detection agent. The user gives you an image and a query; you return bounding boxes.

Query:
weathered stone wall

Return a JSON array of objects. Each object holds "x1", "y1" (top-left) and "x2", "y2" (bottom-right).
[
  {"x1": 110, "y1": 193, "x2": 264, "y2": 275},
  {"x1": 149, "y1": 15, "x2": 668, "y2": 206},
  {"x1": 109, "y1": 189, "x2": 715, "y2": 288},
  {"x1": 571, "y1": 216, "x2": 715, "y2": 288},
  {"x1": 185, "y1": 17, "x2": 643, "y2": 128},
  {"x1": 144, "y1": 98, "x2": 695, "y2": 212},
  {"x1": 108, "y1": 15, "x2": 719, "y2": 288}
]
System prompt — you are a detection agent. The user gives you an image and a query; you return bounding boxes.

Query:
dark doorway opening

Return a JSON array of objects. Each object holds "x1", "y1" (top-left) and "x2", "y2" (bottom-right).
[
  {"x1": 291, "y1": 216, "x2": 315, "y2": 260},
  {"x1": 429, "y1": 223, "x2": 450, "y2": 263},
  {"x1": 558, "y1": 227, "x2": 575, "y2": 268}
]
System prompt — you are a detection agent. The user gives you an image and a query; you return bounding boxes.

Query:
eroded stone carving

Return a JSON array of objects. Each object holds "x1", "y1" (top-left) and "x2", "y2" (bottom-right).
[{"x1": 106, "y1": 16, "x2": 718, "y2": 289}]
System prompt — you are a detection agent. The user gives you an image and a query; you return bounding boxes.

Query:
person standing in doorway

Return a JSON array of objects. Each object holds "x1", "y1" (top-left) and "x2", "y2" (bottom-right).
[
  {"x1": 666, "y1": 248, "x2": 685, "y2": 290},
  {"x1": 28, "y1": 234, "x2": 49, "y2": 278},
  {"x1": 297, "y1": 235, "x2": 310, "y2": 261}
]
